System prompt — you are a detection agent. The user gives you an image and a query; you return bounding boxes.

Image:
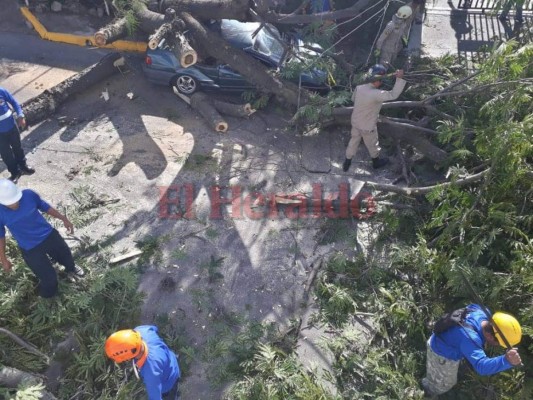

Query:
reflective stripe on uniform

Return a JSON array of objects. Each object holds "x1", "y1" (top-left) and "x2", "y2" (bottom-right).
[{"x1": 0, "y1": 109, "x2": 13, "y2": 121}]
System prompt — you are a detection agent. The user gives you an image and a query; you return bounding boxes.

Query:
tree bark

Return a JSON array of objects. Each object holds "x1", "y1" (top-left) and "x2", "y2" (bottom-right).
[
  {"x1": 93, "y1": 17, "x2": 128, "y2": 46},
  {"x1": 22, "y1": 53, "x2": 123, "y2": 126},
  {"x1": 190, "y1": 92, "x2": 228, "y2": 133},
  {"x1": 364, "y1": 169, "x2": 490, "y2": 195},
  {"x1": 212, "y1": 100, "x2": 255, "y2": 118},
  {"x1": 159, "y1": 0, "x2": 250, "y2": 21},
  {"x1": 171, "y1": 31, "x2": 198, "y2": 68},
  {"x1": 179, "y1": 12, "x2": 308, "y2": 107},
  {"x1": 330, "y1": 113, "x2": 448, "y2": 164},
  {"x1": 0, "y1": 367, "x2": 57, "y2": 400},
  {"x1": 148, "y1": 22, "x2": 173, "y2": 50},
  {"x1": 264, "y1": 0, "x2": 375, "y2": 24}
]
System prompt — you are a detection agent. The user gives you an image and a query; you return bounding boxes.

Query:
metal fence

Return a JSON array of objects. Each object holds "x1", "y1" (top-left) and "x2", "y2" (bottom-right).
[{"x1": 457, "y1": 0, "x2": 533, "y2": 12}]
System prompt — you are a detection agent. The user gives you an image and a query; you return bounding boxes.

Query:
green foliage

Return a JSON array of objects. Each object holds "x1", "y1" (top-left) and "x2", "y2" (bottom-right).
[
  {"x1": 225, "y1": 344, "x2": 336, "y2": 400},
  {"x1": 313, "y1": 42, "x2": 532, "y2": 399},
  {"x1": 0, "y1": 237, "x2": 147, "y2": 399}
]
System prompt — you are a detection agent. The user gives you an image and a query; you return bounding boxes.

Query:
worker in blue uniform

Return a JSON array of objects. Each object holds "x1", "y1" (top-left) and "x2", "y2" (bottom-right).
[
  {"x1": 422, "y1": 304, "x2": 522, "y2": 396},
  {"x1": 0, "y1": 87, "x2": 35, "y2": 182},
  {"x1": 105, "y1": 325, "x2": 181, "y2": 400}
]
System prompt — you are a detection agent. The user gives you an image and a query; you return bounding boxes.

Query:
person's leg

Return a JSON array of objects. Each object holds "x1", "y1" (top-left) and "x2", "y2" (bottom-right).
[
  {"x1": 422, "y1": 340, "x2": 460, "y2": 396},
  {"x1": 344, "y1": 126, "x2": 363, "y2": 171},
  {"x1": 360, "y1": 128, "x2": 381, "y2": 159},
  {"x1": 21, "y1": 243, "x2": 59, "y2": 298},
  {"x1": 43, "y1": 229, "x2": 76, "y2": 273},
  {"x1": 0, "y1": 129, "x2": 20, "y2": 175},
  {"x1": 8, "y1": 128, "x2": 34, "y2": 174},
  {"x1": 346, "y1": 126, "x2": 362, "y2": 159}
]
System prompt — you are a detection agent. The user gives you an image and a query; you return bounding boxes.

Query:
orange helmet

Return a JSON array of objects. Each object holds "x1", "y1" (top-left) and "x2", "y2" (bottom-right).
[{"x1": 105, "y1": 330, "x2": 143, "y2": 363}]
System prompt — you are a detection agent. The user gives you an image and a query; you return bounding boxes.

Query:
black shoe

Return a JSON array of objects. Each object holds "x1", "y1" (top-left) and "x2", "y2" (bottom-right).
[
  {"x1": 372, "y1": 157, "x2": 389, "y2": 169},
  {"x1": 20, "y1": 165, "x2": 35, "y2": 175},
  {"x1": 8, "y1": 171, "x2": 21, "y2": 182},
  {"x1": 342, "y1": 158, "x2": 352, "y2": 172},
  {"x1": 67, "y1": 265, "x2": 85, "y2": 282}
]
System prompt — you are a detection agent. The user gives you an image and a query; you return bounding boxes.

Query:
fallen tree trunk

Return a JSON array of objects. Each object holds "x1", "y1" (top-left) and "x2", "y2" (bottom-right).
[
  {"x1": 22, "y1": 53, "x2": 122, "y2": 126},
  {"x1": 148, "y1": 21, "x2": 173, "y2": 50},
  {"x1": 190, "y1": 92, "x2": 228, "y2": 133},
  {"x1": 159, "y1": 0, "x2": 250, "y2": 21},
  {"x1": 93, "y1": 17, "x2": 128, "y2": 46},
  {"x1": 265, "y1": 0, "x2": 375, "y2": 24},
  {"x1": 180, "y1": 12, "x2": 308, "y2": 107},
  {"x1": 0, "y1": 366, "x2": 57, "y2": 400},
  {"x1": 329, "y1": 113, "x2": 448, "y2": 164}
]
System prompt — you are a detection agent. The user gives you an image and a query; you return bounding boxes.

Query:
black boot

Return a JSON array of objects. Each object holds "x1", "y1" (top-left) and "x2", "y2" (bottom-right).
[
  {"x1": 372, "y1": 157, "x2": 389, "y2": 169},
  {"x1": 20, "y1": 164, "x2": 35, "y2": 175},
  {"x1": 8, "y1": 171, "x2": 21, "y2": 182},
  {"x1": 342, "y1": 158, "x2": 352, "y2": 172}
]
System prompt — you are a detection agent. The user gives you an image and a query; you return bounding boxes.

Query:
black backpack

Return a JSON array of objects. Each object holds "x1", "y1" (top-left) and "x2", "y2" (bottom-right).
[{"x1": 433, "y1": 308, "x2": 471, "y2": 334}]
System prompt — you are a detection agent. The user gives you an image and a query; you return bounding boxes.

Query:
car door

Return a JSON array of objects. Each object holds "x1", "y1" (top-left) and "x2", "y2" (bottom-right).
[{"x1": 217, "y1": 65, "x2": 253, "y2": 91}]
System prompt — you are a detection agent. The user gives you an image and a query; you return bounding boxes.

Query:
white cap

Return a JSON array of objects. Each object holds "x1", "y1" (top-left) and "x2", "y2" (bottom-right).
[{"x1": 0, "y1": 179, "x2": 23, "y2": 206}]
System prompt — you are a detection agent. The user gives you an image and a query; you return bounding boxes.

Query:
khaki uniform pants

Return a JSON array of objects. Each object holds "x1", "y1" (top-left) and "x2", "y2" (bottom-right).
[
  {"x1": 346, "y1": 126, "x2": 380, "y2": 159},
  {"x1": 422, "y1": 340, "x2": 460, "y2": 396}
]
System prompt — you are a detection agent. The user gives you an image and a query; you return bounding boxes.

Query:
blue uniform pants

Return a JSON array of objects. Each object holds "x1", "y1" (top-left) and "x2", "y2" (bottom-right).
[
  {"x1": 20, "y1": 229, "x2": 75, "y2": 297},
  {"x1": 0, "y1": 126, "x2": 26, "y2": 175}
]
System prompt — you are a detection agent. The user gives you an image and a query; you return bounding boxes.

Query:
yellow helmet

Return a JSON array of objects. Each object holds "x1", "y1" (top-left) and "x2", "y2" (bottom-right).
[
  {"x1": 396, "y1": 6, "x2": 413, "y2": 19},
  {"x1": 105, "y1": 329, "x2": 143, "y2": 363},
  {"x1": 492, "y1": 312, "x2": 522, "y2": 348}
]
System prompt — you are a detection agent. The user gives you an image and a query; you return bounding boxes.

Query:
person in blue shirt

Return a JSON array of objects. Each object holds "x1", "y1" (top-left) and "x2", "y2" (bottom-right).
[
  {"x1": 0, "y1": 179, "x2": 84, "y2": 298},
  {"x1": 0, "y1": 87, "x2": 35, "y2": 182},
  {"x1": 105, "y1": 325, "x2": 181, "y2": 400},
  {"x1": 422, "y1": 304, "x2": 522, "y2": 396}
]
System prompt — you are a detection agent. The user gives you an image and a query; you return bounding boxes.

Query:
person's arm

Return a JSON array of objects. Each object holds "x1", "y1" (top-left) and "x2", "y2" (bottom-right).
[
  {"x1": 143, "y1": 366, "x2": 164, "y2": 400},
  {"x1": 46, "y1": 208, "x2": 74, "y2": 234},
  {"x1": 0, "y1": 236, "x2": 12, "y2": 273},
  {"x1": 460, "y1": 335, "x2": 516, "y2": 376},
  {"x1": 375, "y1": 71, "x2": 406, "y2": 101},
  {"x1": 3, "y1": 89, "x2": 25, "y2": 129}
]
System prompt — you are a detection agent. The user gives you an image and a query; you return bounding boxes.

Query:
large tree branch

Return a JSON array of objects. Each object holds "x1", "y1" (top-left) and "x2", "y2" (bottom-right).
[
  {"x1": 160, "y1": 0, "x2": 250, "y2": 20},
  {"x1": 365, "y1": 169, "x2": 490, "y2": 196},
  {"x1": 179, "y1": 12, "x2": 308, "y2": 107},
  {"x1": 264, "y1": 0, "x2": 376, "y2": 24},
  {"x1": 0, "y1": 328, "x2": 49, "y2": 363}
]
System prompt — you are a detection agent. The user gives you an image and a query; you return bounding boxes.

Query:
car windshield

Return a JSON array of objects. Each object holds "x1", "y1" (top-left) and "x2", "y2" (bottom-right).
[{"x1": 253, "y1": 28, "x2": 285, "y2": 65}]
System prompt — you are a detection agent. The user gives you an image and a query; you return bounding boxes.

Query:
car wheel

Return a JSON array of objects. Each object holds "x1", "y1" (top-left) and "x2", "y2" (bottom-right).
[{"x1": 173, "y1": 75, "x2": 198, "y2": 95}]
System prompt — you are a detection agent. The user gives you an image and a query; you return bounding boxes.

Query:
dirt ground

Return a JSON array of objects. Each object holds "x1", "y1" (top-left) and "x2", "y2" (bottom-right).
[{"x1": 1, "y1": 1, "x2": 410, "y2": 399}]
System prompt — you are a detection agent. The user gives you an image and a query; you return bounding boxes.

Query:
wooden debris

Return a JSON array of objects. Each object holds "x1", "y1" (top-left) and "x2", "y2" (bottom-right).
[{"x1": 110, "y1": 250, "x2": 143, "y2": 265}]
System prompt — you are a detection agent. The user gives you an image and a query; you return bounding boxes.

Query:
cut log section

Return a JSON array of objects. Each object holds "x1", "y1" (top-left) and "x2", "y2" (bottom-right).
[
  {"x1": 190, "y1": 92, "x2": 228, "y2": 133},
  {"x1": 22, "y1": 53, "x2": 123, "y2": 126},
  {"x1": 173, "y1": 88, "x2": 254, "y2": 131},
  {"x1": 212, "y1": 100, "x2": 255, "y2": 117},
  {"x1": 94, "y1": 17, "x2": 128, "y2": 47},
  {"x1": 171, "y1": 32, "x2": 198, "y2": 68},
  {"x1": 148, "y1": 22, "x2": 173, "y2": 49}
]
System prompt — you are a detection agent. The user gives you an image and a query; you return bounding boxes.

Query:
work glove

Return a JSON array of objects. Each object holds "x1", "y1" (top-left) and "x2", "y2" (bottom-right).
[{"x1": 402, "y1": 36, "x2": 408, "y2": 48}]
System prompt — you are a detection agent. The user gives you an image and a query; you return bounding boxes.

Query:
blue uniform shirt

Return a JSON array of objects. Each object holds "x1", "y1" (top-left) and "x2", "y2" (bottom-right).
[
  {"x1": 429, "y1": 304, "x2": 513, "y2": 376},
  {"x1": 0, "y1": 87, "x2": 23, "y2": 133},
  {"x1": 135, "y1": 325, "x2": 180, "y2": 400},
  {"x1": 0, "y1": 190, "x2": 53, "y2": 250}
]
